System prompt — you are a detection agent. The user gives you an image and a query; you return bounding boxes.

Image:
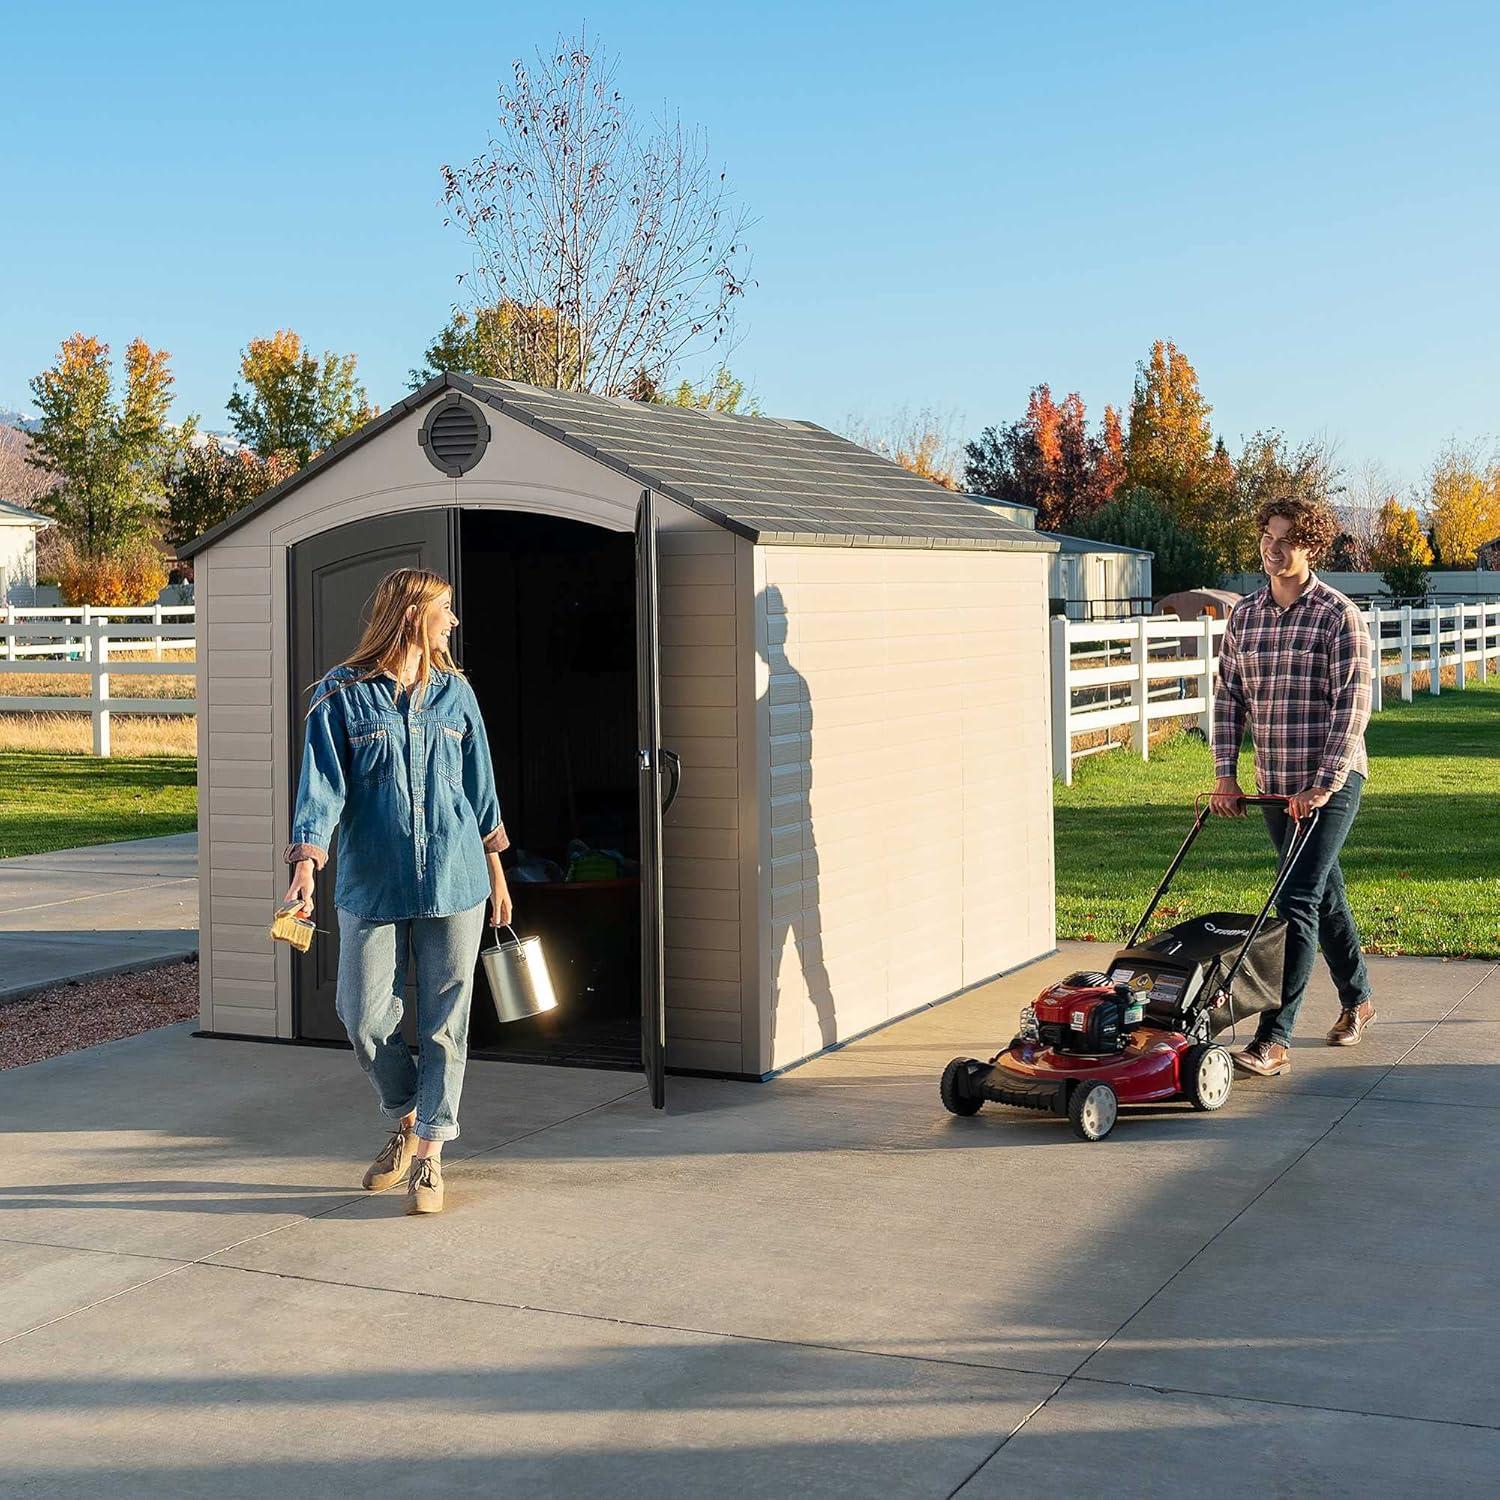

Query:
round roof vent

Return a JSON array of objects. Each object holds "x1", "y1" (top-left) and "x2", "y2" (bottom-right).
[{"x1": 419, "y1": 394, "x2": 490, "y2": 476}]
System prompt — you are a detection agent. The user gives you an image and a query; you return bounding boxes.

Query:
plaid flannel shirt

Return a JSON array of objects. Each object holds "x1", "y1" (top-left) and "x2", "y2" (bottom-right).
[{"x1": 1213, "y1": 574, "x2": 1372, "y2": 796}]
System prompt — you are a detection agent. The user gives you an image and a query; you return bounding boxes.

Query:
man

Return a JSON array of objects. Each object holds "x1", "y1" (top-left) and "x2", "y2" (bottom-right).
[{"x1": 1210, "y1": 496, "x2": 1375, "y2": 1076}]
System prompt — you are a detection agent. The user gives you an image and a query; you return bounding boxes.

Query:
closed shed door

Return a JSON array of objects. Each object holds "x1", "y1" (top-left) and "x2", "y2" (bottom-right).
[{"x1": 289, "y1": 510, "x2": 457, "y2": 1039}]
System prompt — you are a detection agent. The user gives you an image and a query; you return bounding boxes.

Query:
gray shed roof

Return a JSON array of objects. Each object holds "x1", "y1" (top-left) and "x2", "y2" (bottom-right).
[
  {"x1": 181, "y1": 373, "x2": 1057, "y2": 558},
  {"x1": 1042, "y1": 531, "x2": 1154, "y2": 558}
]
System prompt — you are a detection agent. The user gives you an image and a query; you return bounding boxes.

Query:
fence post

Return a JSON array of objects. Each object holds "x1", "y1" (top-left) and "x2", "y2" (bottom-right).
[
  {"x1": 93, "y1": 623, "x2": 111, "y2": 757},
  {"x1": 81, "y1": 603, "x2": 92, "y2": 663},
  {"x1": 1199, "y1": 617, "x2": 1216, "y2": 737},
  {"x1": 1399, "y1": 606, "x2": 1413, "y2": 701},
  {"x1": 1050, "y1": 615, "x2": 1072, "y2": 785},
  {"x1": 1368, "y1": 606, "x2": 1383, "y2": 715},
  {"x1": 3, "y1": 603, "x2": 12, "y2": 662},
  {"x1": 1455, "y1": 604, "x2": 1468, "y2": 689},
  {"x1": 152, "y1": 600, "x2": 163, "y2": 660},
  {"x1": 1430, "y1": 606, "x2": 1442, "y2": 695},
  {"x1": 1133, "y1": 619, "x2": 1151, "y2": 762}
]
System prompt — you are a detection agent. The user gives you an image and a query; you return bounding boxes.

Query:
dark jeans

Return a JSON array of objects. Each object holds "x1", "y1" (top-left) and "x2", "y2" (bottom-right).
[{"x1": 1257, "y1": 773, "x2": 1372, "y2": 1046}]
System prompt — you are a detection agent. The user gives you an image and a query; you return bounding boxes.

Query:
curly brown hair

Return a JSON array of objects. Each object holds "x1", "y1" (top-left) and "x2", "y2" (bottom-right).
[{"x1": 1255, "y1": 495, "x2": 1340, "y2": 563}]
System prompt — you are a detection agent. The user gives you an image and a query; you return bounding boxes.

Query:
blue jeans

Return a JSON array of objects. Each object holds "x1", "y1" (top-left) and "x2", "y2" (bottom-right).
[
  {"x1": 1257, "y1": 774, "x2": 1373, "y2": 1046},
  {"x1": 335, "y1": 901, "x2": 487, "y2": 1141}
]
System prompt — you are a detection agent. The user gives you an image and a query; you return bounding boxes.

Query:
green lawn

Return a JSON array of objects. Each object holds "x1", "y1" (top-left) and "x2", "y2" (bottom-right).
[
  {"x1": 0, "y1": 753, "x2": 198, "y2": 859},
  {"x1": 1054, "y1": 677, "x2": 1500, "y2": 959}
]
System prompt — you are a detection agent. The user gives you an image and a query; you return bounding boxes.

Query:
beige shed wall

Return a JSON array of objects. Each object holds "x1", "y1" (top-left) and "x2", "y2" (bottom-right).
[
  {"x1": 755, "y1": 545, "x2": 1056, "y2": 1074},
  {"x1": 197, "y1": 392, "x2": 755, "y2": 1072}
]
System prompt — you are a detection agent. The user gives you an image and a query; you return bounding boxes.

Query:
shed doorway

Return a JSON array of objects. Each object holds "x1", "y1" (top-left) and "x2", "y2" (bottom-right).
[
  {"x1": 290, "y1": 504, "x2": 669, "y2": 1089},
  {"x1": 458, "y1": 510, "x2": 642, "y2": 1067}
]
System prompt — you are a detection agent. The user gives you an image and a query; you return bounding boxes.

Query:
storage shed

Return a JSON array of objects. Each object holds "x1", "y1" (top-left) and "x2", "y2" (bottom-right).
[{"x1": 180, "y1": 375, "x2": 1059, "y2": 1103}]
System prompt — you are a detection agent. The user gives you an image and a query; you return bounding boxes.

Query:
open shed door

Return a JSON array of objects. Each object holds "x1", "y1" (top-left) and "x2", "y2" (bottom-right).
[
  {"x1": 289, "y1": 509, "x2": 457, "y2": 1040},
  {"x1": 635, "y1": 490, "x2": 677, "y2": 1108}
]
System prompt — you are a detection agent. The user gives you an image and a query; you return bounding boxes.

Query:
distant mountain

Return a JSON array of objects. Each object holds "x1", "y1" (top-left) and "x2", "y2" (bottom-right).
[{"x1": 0, "y1": 408, "x2": 39, "y2": 432}]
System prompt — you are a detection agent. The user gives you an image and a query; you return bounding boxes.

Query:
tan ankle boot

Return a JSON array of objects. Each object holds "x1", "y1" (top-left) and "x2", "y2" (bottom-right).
[
  {"x1": 362, "y1": 1127, "x2": 414, "y2": 1191},
  {"x1": 406, "y1": 1155, "x2": 444, "y2": 1215}
]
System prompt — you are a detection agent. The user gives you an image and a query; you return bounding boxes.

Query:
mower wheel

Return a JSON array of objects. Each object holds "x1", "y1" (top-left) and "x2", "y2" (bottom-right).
[
  {"x1": 1068, "y1": 1081, "x2": 1118, "y2": 1141},
  {"x1": 940, "y1": 1058, "x2": 984, "y2": 1117},
  {"x1": 1184, "y1": 1043, "x2": 1234, "y2": 1111}
]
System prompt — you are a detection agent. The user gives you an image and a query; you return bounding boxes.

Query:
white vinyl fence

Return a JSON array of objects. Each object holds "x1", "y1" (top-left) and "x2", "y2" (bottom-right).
[
  {"x1": 0, "y1": 604, "x2": 197, "y2": 756},
  {"x1": 1051, "y1": 601, "x2": 1500, "y2": 785}
]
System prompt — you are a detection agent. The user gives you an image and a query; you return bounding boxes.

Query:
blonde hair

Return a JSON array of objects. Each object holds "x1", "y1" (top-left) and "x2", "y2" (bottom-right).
[{"x1": 310, "y1": 568, "x2": 460, "y2": 710}]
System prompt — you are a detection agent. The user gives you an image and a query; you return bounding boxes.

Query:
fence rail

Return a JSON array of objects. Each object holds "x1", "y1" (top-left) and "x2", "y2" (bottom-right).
[
  {"x1": 0, "y1": 607, "x2": 197, "y2": 756},
  {"x1": 1051, "y1": 601, "x2": 1500, "y2": 785}
]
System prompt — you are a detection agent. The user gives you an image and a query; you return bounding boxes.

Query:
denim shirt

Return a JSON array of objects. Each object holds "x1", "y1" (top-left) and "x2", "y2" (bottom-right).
[{"x1": 285, "y1": 667, "x2": 508, "y2": 921}]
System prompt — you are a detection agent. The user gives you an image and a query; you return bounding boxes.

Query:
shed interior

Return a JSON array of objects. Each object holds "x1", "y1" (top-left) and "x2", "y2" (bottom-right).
[{"x1": 457, "y1": 510, "x2": 642, "y2": 1067}]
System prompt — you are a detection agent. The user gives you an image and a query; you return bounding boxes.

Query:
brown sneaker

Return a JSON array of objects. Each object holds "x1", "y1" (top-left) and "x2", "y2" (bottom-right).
[
  {"x1": 1233, "y1": 1039, "x2": 1291, "y2": 1077},
  {"x1": 1327, "y1": 1001, "x2": 1376, "y2": 1047},
  {"x1": 406, "y1": 1155, "x2": 444, "y2": 1215},
  {"x1": 362, "y1": 1127, "x2": 414, "y2": 1191}
]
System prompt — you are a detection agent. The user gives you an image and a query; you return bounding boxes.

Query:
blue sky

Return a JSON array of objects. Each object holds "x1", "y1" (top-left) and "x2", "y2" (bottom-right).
[{"x1": 2, "y1": 0, "x2": 1496, "y2": 492}]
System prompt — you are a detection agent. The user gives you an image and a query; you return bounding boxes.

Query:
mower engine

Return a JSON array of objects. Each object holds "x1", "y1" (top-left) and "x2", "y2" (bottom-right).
[{"x1": 1024, "y1": 972, "x2": 1147, "y2": 1055}]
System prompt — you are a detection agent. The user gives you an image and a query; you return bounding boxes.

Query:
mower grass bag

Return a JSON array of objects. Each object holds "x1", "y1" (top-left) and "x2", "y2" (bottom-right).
[{"x1": 1110, "y1": 910, "x2": 1286, "y2": 1038}]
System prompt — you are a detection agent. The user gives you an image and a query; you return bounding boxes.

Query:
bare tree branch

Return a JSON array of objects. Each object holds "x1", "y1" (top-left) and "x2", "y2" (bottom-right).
[{"x1": 440, "y1": 31, "x2": 752, "y2": 395}]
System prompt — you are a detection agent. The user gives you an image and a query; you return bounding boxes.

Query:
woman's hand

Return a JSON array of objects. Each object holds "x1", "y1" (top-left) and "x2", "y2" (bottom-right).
[
  {"x1": 1209, "y1": 775, "x2": 1247, "y2": 818},
  {"x1": 488, "y1": 856, "x2": 513, "y2": 927},
  {"x1": 283, "y1": 859, "x2": 316, "y2": 915}
]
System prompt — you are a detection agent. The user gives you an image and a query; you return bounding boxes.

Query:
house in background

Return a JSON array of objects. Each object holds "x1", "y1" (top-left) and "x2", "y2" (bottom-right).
[
  {"x1": 0, "y1": 499, "x2": 52, "y2": 605},
  {"x1": 967, "y1": 496, "x2": 1154, "y2": 619}
]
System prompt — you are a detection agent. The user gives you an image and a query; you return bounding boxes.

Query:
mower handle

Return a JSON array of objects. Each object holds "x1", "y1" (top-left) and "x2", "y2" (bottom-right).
[
  {"x1": 1124, "y1": 796, "x2": 1322, "y2": 991},
  {"x1": 1193, "y1": 791, "x2": 1299, "y2": 814}
]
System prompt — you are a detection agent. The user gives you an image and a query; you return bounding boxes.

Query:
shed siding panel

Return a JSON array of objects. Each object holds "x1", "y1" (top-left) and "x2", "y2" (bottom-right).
[
  {"x1": 758, "y1": 546, "x2": 1055, "y2": 1072},
  {"x1": 658, "y1": 526, "x2": 749, "y2": 1070}
]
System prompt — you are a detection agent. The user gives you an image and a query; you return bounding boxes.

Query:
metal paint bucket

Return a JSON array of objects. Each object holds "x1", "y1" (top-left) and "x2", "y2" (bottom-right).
[{"x1": 479, "y1": 924, "x2": 559, "y2": 1024}]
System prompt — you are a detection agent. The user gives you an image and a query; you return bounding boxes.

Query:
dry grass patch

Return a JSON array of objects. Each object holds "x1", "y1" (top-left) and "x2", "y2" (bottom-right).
[
  {"x1": 0, "y1": 712, "x2": 196, "y2": 756},
  {"x1": 1, "y1": 645, "x2": 194, "y2": 700}
]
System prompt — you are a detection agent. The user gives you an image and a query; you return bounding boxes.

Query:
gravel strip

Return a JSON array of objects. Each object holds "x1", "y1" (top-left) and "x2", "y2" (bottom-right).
[{"x1": 0, "y1": 960, "x2": 199, "y2": 1070}]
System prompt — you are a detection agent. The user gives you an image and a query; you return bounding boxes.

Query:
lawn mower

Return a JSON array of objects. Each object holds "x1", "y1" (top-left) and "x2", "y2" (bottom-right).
[{"x1": 940, "y1": 794, "x2": 1319, "y2": 1141}]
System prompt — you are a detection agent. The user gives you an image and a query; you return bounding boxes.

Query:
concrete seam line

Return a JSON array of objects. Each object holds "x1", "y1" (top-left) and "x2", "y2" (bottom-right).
[
  {"x1": 1067, "y1": 961, "x2": 1496, "y2": 1382},
  {"x1": 0, "y1": 1260, "x2": 195, "y2": 1351},
  {"x1": 1065, "y1": 1369, "x2": 1500, "y2": 1434},
  {"x1": 1, "y1": 877, "x2": 196, "y2": 916},
  {"x1": 0, "y1": 1234, "x2": 194, "y2": 1267},
  {"x1": 190, "y1": 1257, "x2": 1066, "y2": 1385},
  {"x1": 945, "y1": 1380, "x2": 1068, "y2": 1498}
]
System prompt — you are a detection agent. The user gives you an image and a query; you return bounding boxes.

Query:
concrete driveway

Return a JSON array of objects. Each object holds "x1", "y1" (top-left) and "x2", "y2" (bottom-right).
[
  {"x1": 0, "y1": 834, "x2": 197, "y2": 1000},
  {"x1": 2, "y1": 944, "x2": 1497, "y2": 1496}
]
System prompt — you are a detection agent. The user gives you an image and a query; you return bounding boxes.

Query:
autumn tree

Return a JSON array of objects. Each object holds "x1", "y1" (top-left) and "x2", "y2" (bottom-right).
[
  {"x1": 1124, "y1": 339, "x2": 1220, "y2": 533},
  {"x1": 845, "y1": 407, "x2": 963, "y2": 490},
  {"x1": 27, "y1": 333, "x2": 191, "y2": 557},
  {"x1": 166, "y1": 442, "x2": 296, "y2": 546},
  {"x1": 964, "y1": 384, "x2": 1123, "y2": 529},
  {"x1": 440, "y1": 31, "x2": 751, "y2": 398},
  {"x1": 1369, "y1": 498, "x2": 1433, "y2": 600},
  {"x1": 666, "y1": 367, "x2": 758, "y2": 415},
  {"x1": 408, "y1": 302, "x2": 585, "y2": 389},
  {"x1": 1426, "y1": 442, "x2": 1500, "y2": 568},
  {"x1": 228, "y1": 330, "x2": 376, "y2": 466}
]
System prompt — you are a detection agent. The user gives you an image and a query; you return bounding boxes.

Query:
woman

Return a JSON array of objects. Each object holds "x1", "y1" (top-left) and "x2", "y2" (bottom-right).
[{"x1": 282, "y1": 568, "x2": 512, "y2": 1215}]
